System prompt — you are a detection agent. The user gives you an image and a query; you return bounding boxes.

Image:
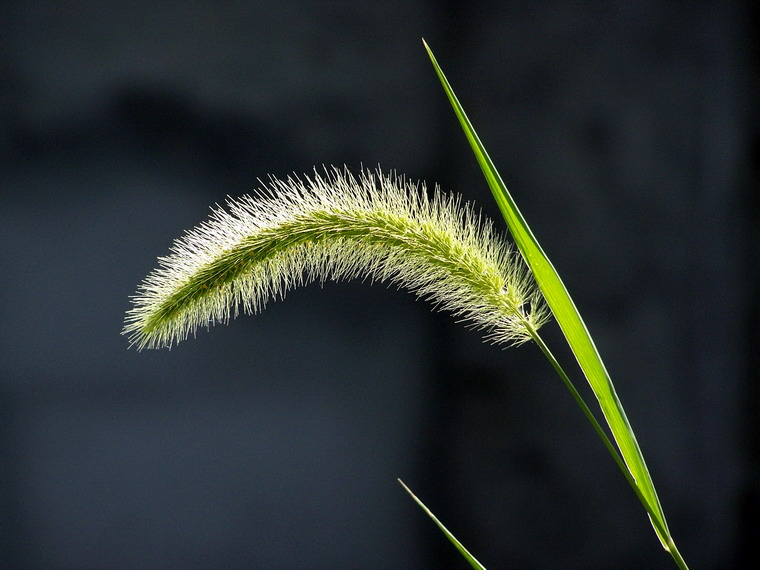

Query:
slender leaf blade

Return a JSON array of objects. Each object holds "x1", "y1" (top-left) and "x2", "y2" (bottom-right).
[
  {"x1": 398, "y1": 479, "x2": 487, "y2": 570},
  {"x1": 422, "y1": 39, "x2": 670, "y2": 547}
]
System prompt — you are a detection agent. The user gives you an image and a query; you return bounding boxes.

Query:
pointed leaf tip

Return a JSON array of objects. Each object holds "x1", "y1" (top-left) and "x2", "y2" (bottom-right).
[{"x1": 398, "y1": 479, "x2": 486, "y2": 570}]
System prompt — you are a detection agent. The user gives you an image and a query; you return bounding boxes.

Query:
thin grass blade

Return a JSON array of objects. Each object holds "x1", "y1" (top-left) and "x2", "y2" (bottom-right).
[
  {"x1": 398, "y1": 479, "x2": 486, "y2": 570},
  {"x1": 422, "y1": 39, "x2": 676, "y2": 554}
]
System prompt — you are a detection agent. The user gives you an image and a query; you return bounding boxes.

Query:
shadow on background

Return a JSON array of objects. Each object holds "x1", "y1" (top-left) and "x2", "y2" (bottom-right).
[{"x1": 1, "y1": 1, "x2": 757, "y2": 568}]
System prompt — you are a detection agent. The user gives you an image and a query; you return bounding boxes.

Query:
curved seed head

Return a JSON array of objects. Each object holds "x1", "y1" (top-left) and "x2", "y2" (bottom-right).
[{"x1": 124, "y1": 167, "x2": 549, "y2": 349}]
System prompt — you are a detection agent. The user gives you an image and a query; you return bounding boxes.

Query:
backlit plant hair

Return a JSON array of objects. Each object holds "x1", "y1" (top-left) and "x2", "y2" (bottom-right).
[{"x1": 124, "y1": 167, "x2": 548, "y2": 351}]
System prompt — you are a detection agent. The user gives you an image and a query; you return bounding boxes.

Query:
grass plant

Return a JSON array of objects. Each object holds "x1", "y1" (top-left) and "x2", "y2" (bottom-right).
[{"x1": 125, "y1": 42, "x2": 689, "y2": 569}]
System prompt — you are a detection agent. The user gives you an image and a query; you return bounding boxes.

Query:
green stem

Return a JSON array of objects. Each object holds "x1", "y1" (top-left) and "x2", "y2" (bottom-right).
[
  {"x1": 666, "y1": 537, "x2": 689, "y2": 570},
  {"x1": 526, "y1": 325, "x2": 688, "y2": 570}
]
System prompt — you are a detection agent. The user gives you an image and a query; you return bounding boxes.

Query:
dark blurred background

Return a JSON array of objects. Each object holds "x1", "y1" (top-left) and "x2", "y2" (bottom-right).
[{"x1": 1, "y1": 1, "x2": 757, "y2": 568}]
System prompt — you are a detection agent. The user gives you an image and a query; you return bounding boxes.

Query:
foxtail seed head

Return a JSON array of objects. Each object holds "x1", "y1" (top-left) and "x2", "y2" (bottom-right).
[{"x1": 124, "y1": 167, "x2": 549, "y2": 349}]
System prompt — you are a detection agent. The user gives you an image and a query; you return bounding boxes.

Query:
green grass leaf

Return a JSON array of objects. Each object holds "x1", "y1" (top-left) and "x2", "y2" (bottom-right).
[
  {"x1": 422, "y1": 39, "x2": 688, "y2": 569},
  {"x1": 398, "y1": 479, "x2": 486, "y2": 570}
]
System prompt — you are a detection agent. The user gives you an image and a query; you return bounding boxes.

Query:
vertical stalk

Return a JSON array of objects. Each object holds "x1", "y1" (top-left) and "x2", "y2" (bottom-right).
[{"x1": 526, "y1": 325, "x2": 688, "y2": 570}]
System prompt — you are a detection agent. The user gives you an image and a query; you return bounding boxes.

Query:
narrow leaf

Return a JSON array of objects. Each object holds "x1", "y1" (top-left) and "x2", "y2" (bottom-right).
[
  {"x1": 422, "y1": 40, "x2": 674, "y2": 551},
  {"x1": 398, "y1": 479, "x2": 486, "y2": 570}
]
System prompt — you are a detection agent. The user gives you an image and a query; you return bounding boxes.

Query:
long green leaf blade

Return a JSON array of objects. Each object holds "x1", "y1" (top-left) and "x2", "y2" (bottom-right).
[
  {"x1": 398, "y1": 479, "x2": 487, "y2": 570},
  {"x1": 422, "y1": 40, "x2": 673, "y2": 551}
]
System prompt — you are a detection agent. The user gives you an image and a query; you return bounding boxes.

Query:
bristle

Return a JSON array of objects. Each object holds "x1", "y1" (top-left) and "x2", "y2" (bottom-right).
[{"x1": 124, "y1": 167, "x2": 549, "y2": 349}]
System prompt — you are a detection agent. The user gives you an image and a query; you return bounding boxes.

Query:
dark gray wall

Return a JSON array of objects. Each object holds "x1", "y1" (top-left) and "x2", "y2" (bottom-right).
[{"x1": 1, "y1": 1, "x2": 756, "y2": 568}]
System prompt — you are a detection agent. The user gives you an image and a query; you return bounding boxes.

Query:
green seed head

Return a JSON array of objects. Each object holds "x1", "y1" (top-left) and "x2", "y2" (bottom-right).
[{"x1": 124, "y1": 167, "x2": 549, "y2": 349}]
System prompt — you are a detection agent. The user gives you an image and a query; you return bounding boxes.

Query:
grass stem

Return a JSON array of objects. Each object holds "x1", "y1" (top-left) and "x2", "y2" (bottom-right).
[{"x1": 527, "y1": 325, "x2": 688, "y2": 569}]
